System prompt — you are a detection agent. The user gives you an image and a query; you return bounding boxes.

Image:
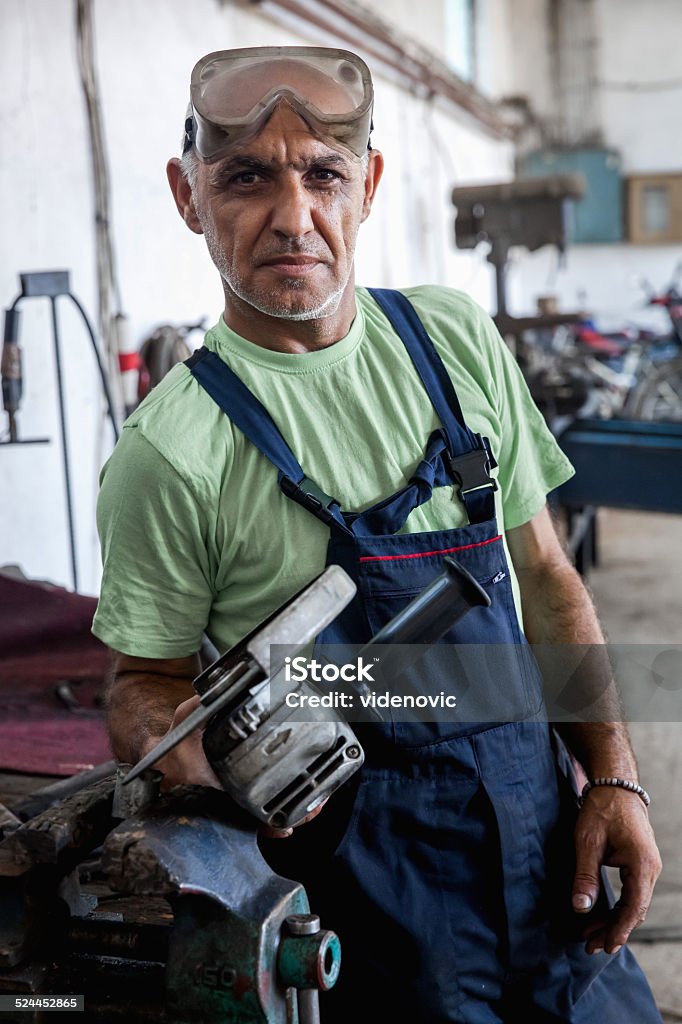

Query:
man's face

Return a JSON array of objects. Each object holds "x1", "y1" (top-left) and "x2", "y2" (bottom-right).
[{"x1": 185, "y1": 104, "x2": 381, "y2": 321}]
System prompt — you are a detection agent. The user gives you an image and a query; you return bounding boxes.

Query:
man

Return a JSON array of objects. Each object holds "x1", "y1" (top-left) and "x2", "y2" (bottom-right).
[{"x1": 94, "y1": 46, "x2": 662, "y2": 1022}]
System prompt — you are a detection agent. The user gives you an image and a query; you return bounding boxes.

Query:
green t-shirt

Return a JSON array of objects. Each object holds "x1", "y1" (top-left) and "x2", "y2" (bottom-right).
[{"x1": 92, "y1": 285, "x2": 574, "y2": 658}]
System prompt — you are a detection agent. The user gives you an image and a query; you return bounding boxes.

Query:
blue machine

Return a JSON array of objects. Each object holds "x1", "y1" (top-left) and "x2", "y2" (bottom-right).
[{"x1": 554, "y1": 417, "x2": 682, "y2": 572}]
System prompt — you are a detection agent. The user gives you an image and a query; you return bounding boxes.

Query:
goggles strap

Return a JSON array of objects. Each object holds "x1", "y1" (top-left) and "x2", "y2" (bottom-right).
[{"x1": 183, "y1": 115, "x2": 194, "y2": 155}]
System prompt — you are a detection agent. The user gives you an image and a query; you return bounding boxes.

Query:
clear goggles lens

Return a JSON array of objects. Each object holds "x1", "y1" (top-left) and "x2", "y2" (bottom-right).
[{"x1": 185, "y1": 46, "x2": 374, "y2": 162}]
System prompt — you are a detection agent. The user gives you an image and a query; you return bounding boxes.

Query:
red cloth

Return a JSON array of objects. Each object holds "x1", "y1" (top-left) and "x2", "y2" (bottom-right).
[{"x1": 0, "y1": 573, "x2": 112, "y2": 775}]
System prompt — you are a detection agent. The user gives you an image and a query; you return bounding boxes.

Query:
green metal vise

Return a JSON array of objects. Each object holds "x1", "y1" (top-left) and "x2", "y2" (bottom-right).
[{"x1": 102, "y1": 786, "x2": 341, "y2": 1023}]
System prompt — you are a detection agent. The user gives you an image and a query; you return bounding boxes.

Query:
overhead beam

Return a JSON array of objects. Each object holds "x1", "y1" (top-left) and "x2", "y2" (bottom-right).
[{"x1": 240, "y1": 0, "x2": 511, "y2": 138}]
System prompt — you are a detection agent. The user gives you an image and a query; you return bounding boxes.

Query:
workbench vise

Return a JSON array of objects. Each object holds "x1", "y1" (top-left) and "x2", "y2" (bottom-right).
[
  {"x1": 103, "y1": 786, "x2": 340, "y2": 1024},
  {"x1": 0, "y1": 772, "x2": 339, "y2": 1023}
]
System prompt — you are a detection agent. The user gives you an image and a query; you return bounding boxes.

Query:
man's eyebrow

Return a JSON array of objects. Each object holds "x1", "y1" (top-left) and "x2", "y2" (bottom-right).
[
  {"x1": 305, "y1": 153, "x2": 352, "y2": 169},
  {"x1": 211, "y1": 151, "x2": 353, "y2": 182},
  {"x1": 210, "y1": 156, "x2": 273, "y2": 182}
]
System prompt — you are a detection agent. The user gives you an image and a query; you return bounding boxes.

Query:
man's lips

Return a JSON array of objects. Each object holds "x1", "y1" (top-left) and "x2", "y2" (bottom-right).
[{"x1": 259, "y1": 255, "x2": 324, "y2": 275}]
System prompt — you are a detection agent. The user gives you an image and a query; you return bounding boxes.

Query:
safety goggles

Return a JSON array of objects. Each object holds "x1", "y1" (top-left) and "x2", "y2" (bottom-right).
[{"x1": 183, "y1": 46, "x2": 374, "y2": 162}]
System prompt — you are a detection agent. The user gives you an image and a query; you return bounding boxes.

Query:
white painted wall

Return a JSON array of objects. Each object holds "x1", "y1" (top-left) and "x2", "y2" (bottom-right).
[
  {"x1": 383, "y1": 0, "x2": 448, "y2": 58},
  {"x1": 475, "y1": 0, "x2": 516, "y2": 100},
  {"x1": 507, "y1": 243, "x2": 682, "y2": 332},
  {"x1": 499, "y1": 0, "x2": 682, "y2": 320},
  {"x1": 0, "y1": 0, "x2": 513, "y2": 595},
  {"x1": 595, "y1": 0, "x2": 682, "y2": 175},
  {"x1": 487, "y1": 0, "x2": 557, "y2": 117}
]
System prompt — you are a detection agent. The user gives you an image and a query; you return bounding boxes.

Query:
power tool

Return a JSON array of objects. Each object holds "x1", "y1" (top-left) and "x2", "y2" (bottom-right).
[{"x1": 125, "y1": 557, "x2": 490, "y2": 830}]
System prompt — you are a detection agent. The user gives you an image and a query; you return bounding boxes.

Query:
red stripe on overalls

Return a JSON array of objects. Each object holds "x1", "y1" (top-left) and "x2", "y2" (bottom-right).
[{"x1": 358, "y1": 535, "x2": 502, "y2": 563}]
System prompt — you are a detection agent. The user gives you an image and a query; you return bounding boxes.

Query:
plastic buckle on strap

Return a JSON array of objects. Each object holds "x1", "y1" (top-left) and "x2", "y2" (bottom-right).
[
  {"x1": 280, "y1": 476, "x2": 341, "y2": 527},
  {"x1": 449, "y1": 448, "x2": 497, "y2": 497}
]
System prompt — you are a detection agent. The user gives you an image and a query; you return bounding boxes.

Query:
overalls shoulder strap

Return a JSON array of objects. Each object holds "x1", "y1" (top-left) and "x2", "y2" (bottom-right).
[
  {"x1": 367, "y1": 288, "x2": 497, "y2": 524},
  {"x1": 185, "y1": 291, "x2": 497, "y2": 528},
  {"x1": 185, "y1": 347, "x2": 350, "y2": 532}
]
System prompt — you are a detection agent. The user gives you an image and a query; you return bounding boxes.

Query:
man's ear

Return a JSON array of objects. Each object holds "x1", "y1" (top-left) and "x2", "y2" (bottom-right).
[
  {"x1": 167, "y1": 158, "x2": 203, "y2": 234},
  {"x1": 361, "y1": 149, "x2": 384, "y2": 222}
]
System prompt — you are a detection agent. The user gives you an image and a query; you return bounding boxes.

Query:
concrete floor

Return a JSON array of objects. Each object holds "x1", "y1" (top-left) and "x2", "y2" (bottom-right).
[{"x1": 584, "y1": 508, "x2": 682, "y2": 1022}]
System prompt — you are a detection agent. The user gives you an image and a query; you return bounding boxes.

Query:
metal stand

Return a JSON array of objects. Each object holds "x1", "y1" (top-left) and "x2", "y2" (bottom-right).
[
  {"x1": 1, "y1": 270, "x2": 120, "y2": 592},
  {"x1": 451, "y1": 174, "x2": 586, "y2": 318}
]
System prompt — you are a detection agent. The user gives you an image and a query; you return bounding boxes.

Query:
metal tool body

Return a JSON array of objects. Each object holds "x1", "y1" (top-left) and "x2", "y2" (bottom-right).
[
  {"x1": 126, "y1": 566, "x2": 363, "y2": 830},
  {"x1": 128, "y1": 558, "x2": 491, "y2": 831},
  {"x1": 104, "y1": 788, "x2": 339, "y2": 1023}
]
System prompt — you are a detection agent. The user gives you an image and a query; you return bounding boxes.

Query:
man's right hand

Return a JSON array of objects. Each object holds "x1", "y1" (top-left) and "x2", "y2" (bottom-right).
[
  {"x1": 107, "y1": 649, "x2": 210, "y2": 788},
  {"x1": 140, "y1": 693, "x2": 222, "y2": 791}
]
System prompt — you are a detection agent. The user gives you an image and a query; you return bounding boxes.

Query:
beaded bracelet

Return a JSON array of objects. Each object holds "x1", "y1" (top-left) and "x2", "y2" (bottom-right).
[{"x1": 580, "y1": 777, "x2": 650, "y2": 808}]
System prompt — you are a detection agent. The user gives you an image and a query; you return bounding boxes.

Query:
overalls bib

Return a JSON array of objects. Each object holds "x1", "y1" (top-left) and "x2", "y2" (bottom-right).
[{"x1": 186, "y1": 290, "x2": 660, "y2": 1023}]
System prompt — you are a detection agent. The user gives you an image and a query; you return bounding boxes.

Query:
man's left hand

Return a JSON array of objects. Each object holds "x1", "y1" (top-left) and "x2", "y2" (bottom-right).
[
  {"x1": 572, "y1": 786, "x2": 662, "y2": 954},
  {"x1": 261, "y1": 798, "x2": 329, "y2": 839}
]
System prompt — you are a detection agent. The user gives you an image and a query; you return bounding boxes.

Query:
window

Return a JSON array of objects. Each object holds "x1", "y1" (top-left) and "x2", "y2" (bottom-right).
[
  {"x1": 445, "y1": 0, "x2": 476, "y2": 81},
  {"x1": 628, "y1": 174, "x2": 682, "y2": 243}
]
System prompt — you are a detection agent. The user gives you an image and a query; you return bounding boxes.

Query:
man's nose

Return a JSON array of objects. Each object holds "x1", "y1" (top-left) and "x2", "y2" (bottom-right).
[{"x1": 269, "y1": 176, "x2": 315, "y2": 237}]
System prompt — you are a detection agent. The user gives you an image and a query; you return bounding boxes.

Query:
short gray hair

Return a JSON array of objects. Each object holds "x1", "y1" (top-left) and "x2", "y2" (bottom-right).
[{"x1": 181, "y1": 148, "x2": 200, "y2": 192}]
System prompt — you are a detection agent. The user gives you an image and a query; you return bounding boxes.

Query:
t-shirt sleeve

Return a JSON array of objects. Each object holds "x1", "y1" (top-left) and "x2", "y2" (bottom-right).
[
  {"x1": 92, "y1": 426, "x2": 215, "y2": 658},
  {"x1": 481, "y1": 310, "x2": 575, "y2": 529}
]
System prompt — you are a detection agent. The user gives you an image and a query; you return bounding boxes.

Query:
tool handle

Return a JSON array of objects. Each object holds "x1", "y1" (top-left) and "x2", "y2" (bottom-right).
[
  {"x1": 344, "y1": 557, "x2": 491, "y2": 716},
  {"x1": 1, "y1": 310, "x2": 22, "y2": 416},
  {"x1": 363, "y1": 557, "x2": 490, "y2": 650}
]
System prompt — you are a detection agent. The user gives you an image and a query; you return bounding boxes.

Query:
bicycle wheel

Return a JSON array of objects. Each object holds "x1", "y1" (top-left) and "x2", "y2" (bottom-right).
[{"x1": 625, "y1": 355, "x2": 682, "y2": 421}]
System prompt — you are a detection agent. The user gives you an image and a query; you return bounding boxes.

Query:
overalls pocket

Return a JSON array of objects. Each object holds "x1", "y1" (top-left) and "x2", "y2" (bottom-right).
[{"x1": 357, "y1": 533, "x2": 545, "y2": 746}]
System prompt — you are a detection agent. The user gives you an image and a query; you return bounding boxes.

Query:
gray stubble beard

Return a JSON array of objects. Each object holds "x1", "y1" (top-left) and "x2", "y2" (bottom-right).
[{"x1": 198, "y1": 206, "x2": 355, "y2": 322}]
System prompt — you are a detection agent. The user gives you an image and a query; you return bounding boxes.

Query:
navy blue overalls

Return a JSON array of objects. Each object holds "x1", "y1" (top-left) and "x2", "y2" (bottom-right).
[{"x1": 186, "y1": 290, "x2": 661, "y2": 1023}]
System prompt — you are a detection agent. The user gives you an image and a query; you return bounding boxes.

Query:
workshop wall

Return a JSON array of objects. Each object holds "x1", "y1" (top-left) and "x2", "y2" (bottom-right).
[
  {"x1": 502, "y1": 0, "x2": 682, "y2": 325},
  {"x1": 4, "y1": 0, "x2": 678, "y2": 595},
  {"x1": 0, "y1": 0, "x2": 514, "y2": 596}
]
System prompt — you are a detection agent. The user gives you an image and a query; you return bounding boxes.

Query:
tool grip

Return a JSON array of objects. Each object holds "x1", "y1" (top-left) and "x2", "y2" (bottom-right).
[
  {"x1": 2, "y1": 309, "x2": 22, "y2": 423},
  {"x1": 363, "y1": 556, "x2": 490, "y2": 650},
  {"x1": 343, "y1": 557, "x2": 492, "y2": 716},
  {"x1": 1, "y1": 338, "x2": 22, "y2": 415}
]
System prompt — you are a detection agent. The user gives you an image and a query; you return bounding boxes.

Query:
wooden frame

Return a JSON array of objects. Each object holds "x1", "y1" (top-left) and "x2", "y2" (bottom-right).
[{"x1": 627, "y1": 173, "x2": 682, "y2": 244}]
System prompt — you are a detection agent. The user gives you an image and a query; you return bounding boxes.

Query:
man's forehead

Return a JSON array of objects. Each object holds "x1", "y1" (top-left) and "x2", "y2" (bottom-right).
[{"x1": 209, "y1": 109, "x2": 359, "y2": 174}]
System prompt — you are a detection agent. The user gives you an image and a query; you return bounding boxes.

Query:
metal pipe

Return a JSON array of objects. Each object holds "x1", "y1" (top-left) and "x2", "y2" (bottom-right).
[
  {"x1": 297, "y1": 988, "x2": 320, "y2": 1024},
  {"x1": 251, "y1": 0, "x2": 509, "y2": 138},
  {"x1": 50, "y1": 295, "x2": 79, "y2": 592},
  {"x1": 495, "y1": 260, "x2": 508, "y2": 319},
  {"x1": 2, "y1": 304, "x2": 22, "y2": 442},
  {"x1": 286, "y1": 915, "x2": 322, "y2": 1024},
  {"x1": 67, "y1": 291, "x2": 120, "y2": 441}
]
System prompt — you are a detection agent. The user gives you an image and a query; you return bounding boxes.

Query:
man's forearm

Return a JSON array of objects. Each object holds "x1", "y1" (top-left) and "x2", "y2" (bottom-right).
[
  {"x1": 517, "y1": 558, "x2": 638, "y2": 780},
  {"x1": 106, "y1": 672, "x2": 196, "y2": 765},
  {"x1": 105, "y1": 651, "x2": 221, "y2": 789}
]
